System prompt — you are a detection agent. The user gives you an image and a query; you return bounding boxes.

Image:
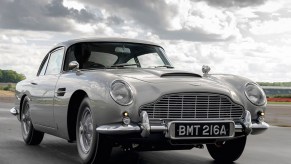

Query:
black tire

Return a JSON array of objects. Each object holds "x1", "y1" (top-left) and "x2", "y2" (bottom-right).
[
  {"x1": 20, "y1": 96, "x2": 44, "y2": 145},
  {"x1": 206, "y1": 136, "x2": 247, "y2": 162},
  {"x1": 76, "y1": 97, "x2": 112, "y2": 164}
]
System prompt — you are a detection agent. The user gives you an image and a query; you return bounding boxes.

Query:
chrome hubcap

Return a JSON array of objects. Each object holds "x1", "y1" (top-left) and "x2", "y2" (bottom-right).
[
  {"x1": 79, "y1": 107, "x2": 93, "y2": 154},
  {"x1": 22, "y1": 103, "x2": 31, "y2": 137}
]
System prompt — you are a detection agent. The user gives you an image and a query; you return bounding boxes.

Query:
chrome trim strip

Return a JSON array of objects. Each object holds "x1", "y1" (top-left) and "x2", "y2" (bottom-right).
[
  {"x1": 10, "y1": 107, "x2": 18, "y2": 116},
  {"x1": 151, "y1": 125, "x2": 167, "y2": 132},
  {"x1": 96, "y1": 124, "x2": 141, "y2": 135}
]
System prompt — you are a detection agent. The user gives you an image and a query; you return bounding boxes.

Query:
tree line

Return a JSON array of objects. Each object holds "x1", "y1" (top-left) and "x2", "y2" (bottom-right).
[{"x1": 0, "y1": 69, "x2": 26, "y2": 83}]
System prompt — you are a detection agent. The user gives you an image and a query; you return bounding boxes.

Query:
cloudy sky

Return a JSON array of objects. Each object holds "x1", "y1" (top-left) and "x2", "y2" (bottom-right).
[{"x1": 0, "y1": 0, "x2": 290, "y2": 82}]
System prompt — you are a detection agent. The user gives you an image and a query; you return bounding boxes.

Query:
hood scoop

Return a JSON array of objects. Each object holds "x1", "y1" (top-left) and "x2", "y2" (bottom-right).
[{"x1": 161, "y1": 72, "x2": 202, "y2": 78}]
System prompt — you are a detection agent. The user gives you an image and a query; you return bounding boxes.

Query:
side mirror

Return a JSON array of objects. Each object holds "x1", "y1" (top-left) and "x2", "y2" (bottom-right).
[{"x1": 68, "y1": 61, "x2": 79, "y2": 71}]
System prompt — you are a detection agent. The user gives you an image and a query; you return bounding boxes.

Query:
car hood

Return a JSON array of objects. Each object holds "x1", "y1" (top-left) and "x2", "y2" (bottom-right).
[
  {"x1": 104, "y1": 68, "x2": 243, "y2": 105},
  {"x1": 105, "y1": 68, "x2": 202, "y2": 83}
]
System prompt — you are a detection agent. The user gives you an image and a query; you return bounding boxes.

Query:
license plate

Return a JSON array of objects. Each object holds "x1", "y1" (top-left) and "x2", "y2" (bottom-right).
[{"x1": 169, "y1": 121, "x2": 235, "y2": 139}]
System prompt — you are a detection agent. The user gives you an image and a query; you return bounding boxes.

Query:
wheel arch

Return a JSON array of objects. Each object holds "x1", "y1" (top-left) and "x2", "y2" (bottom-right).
[
  {"x1": 67, "y1": 90, "x2": 88, "y2": 141},
  {"x1": 19, "y1": 94, "x2": 27, "y2": 117}
]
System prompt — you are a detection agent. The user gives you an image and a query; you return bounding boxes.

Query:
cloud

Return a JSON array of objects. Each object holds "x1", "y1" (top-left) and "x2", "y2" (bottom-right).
[
  {"x1": 0, "y1": 0, "x2": 243, "y2": 42},
  {"x1": 0, "y1": 0, "x2": 100, "y2": 31},
  {"x1": 0, "y1": 33, "x2": 50, "y2": 77},
  {"x1": 249, "y1": 18, "x2": 291, "y2": 35},
  {"x1": 198, "y1": 0, "x2": 267, "y2": 8},
  {"x1": 73, "y1": 0, "x2": 241, "y2": 42},
  {"x1": 0, "y1": 0, "x2": 290, "y2": 82}
]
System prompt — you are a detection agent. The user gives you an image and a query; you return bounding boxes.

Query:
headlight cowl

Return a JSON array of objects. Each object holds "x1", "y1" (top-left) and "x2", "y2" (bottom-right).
[
  {"x1": 110, "y1": 80, "x2": 133, "y2": 106},
  {"x1": 245, "y1": 82, "x2": 266, "y2": 106}
]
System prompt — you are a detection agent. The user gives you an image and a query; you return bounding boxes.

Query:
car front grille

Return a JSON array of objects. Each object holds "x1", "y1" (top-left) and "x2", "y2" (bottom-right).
[{"x1": 140, "y1": 93, "x2": 244, "y2": 121}]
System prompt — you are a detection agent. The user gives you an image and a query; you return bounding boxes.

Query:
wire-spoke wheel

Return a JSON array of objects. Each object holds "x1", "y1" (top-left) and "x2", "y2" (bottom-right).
[
  {"x1": 76, "y1": 97, "x2": 112, "y2": 164},
  {"x1": 207, "y1": 136, "x2": 247, "y2": 162},
  {"x1": 79, "y1": 107, "x2": 94, "y2": 154},
  {"x1": 22, "y1": 102, "x2": 31, "y2": 138},
  {"x1": 20, "y1": 96, "x2": 44, "y2": 145}
]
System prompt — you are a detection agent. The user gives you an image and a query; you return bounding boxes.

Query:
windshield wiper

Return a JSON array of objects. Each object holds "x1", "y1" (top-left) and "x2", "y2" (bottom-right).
[
  {"x1": 110, "y1": 63, "x2": 138, "y2": 67},
  {"x1": 154, "y1": 65, "x2": 174, "y2": 68}
]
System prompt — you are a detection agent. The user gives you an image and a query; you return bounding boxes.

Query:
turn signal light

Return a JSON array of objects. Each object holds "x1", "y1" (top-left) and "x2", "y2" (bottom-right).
[
  {"x1": 122, "y1": 111, "x2": 130, "y2": 125},
  {"x1": 122, "y1": 117, "x2": 131, "y2": 125}
]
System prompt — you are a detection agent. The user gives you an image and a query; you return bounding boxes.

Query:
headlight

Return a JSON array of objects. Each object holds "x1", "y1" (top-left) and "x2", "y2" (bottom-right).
[
  {"x1": 110, "y1": 80, "x2": 133, "y2": 105},
  {"x1": 245, "y1": 82, "x2": 266, "y2": 106}
]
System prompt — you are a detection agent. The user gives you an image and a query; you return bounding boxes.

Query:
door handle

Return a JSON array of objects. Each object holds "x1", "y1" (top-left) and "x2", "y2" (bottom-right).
[{"x1": 31, "y1": 82, "x2": 38, "y2": 85}]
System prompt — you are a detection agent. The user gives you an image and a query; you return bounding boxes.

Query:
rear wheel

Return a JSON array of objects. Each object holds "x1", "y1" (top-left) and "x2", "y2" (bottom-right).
[
  {"x1": 76, "y1": 97, "x2": 112, "y2": 164},
  {"x1": 21, "y1": 97, "x2": 44, "y2": 145},
  {"x1": 206, "y1": 136, "x2": 247, "y2": 162}
]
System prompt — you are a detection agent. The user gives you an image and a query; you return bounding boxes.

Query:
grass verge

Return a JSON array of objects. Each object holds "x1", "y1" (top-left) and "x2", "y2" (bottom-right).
[{"x1": 0, "y1": 90, "x2": 14, "y2": 97}]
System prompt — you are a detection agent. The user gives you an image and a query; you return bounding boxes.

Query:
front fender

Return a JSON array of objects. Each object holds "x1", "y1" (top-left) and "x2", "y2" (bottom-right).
[{"x1": 208, "y1": 74, "x2": 267, "y2": 122}]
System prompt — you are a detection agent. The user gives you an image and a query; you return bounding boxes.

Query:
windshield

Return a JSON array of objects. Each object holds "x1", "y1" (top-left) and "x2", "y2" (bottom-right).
[{"x1": 64, "y1": 42, "x2": 172, "y2": 70}]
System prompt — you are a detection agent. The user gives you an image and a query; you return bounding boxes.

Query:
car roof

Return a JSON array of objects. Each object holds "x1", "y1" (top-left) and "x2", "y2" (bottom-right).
[{"x1": 55, "y1": 37, "x2": 161, "y2": 49}]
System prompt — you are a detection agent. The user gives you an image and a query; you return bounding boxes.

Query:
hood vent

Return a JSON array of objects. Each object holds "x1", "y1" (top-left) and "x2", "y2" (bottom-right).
[{"x1": 161, "y1": 72, "x2": 202, "y2": 78}]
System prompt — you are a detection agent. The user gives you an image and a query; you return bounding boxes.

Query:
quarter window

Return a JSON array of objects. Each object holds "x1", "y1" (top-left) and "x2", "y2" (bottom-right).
[
  {"x1": 38, "y1": 56, "x2": 49, "y2": 76},
  {"x1": 46, "y1": 48, "x2": 64, "y2": 75}
]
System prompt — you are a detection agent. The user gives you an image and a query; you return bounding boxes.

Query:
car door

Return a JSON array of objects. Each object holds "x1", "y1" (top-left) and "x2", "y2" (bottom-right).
[{"x1": 29, "y1": 47, "x2": 65, "y2": 129}]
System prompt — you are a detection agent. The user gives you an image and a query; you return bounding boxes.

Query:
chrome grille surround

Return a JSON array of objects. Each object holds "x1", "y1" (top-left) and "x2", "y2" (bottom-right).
[{"x1": 140, "y1": 93, "x2": 244, "y2": 121}]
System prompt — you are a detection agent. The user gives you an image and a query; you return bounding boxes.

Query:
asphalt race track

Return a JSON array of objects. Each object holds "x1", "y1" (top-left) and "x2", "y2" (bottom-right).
[{"x1": 0, "y1": 102, "x2": 290, "y2": 164}]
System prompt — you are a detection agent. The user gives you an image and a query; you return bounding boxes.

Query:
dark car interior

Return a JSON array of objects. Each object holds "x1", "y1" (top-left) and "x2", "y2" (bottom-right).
[{"x1": 64, "y1": 42, "x2": 168, "y2": 71}]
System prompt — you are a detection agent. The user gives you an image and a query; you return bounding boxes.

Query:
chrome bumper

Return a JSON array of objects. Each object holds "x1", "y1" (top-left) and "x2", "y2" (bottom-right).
[
  {"x1": 250, "y1": 121, "x2": 269, "y2": 135},
  {"x1": 10, "y1": 107, "x2": 18, "y2": 116},
  {"x1": 96, "y1": 110, "x2": 269, "y2": 137}
]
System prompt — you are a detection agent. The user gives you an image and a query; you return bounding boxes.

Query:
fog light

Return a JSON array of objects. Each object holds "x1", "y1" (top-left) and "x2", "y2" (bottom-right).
[
  {"x1": 123, "y1": 112, "x2": 129, "y2": 117},
  {"x1": 257, "y1": 111, "x2": 265, "y2": 123},
  {"x1": 258, "y1": 111, "x2": 265, "y2": 116},
  {"x1": 122, "y1": 117, "x2": 131, "y2": 125}
]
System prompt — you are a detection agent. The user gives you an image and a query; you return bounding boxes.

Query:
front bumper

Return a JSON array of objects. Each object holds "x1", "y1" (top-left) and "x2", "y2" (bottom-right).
[
  {"x1": 97, "y1": 110, "x2": 269, "y2": 137},
  {"x1": 10, "y1": 107, "x2": 18, "y2": 116}
]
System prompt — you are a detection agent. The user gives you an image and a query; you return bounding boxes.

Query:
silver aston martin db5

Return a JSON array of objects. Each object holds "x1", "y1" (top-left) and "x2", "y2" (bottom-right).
[{"x1": 11, "y1": 38, "x2": 269, "y2": 163}]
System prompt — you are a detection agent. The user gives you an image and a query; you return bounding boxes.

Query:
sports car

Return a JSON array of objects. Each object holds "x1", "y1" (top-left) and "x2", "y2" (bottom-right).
[{"x1": 10, "y1": 38, "x2": 269, "y2": 163}]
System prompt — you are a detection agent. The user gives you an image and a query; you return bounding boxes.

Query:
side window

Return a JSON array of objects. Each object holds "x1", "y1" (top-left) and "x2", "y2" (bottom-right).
[
  {"x1": 38, "y1": 55, "x2": 49, "y2": 76},
  {"x1": 46, "y1": 48, "x2": 65, "y2": 75}
]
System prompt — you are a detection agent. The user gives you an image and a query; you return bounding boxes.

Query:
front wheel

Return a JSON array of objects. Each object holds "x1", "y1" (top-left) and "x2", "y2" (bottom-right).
[
  {"x1": 206, "y1": 136, "x2": 247, "y2": 162},
  {"x1": 21, "y1": 96, "x2": 44, "y2": 145},
  {"x1": 76, "y1": 98, "x2": 112, "y2": 164}
]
